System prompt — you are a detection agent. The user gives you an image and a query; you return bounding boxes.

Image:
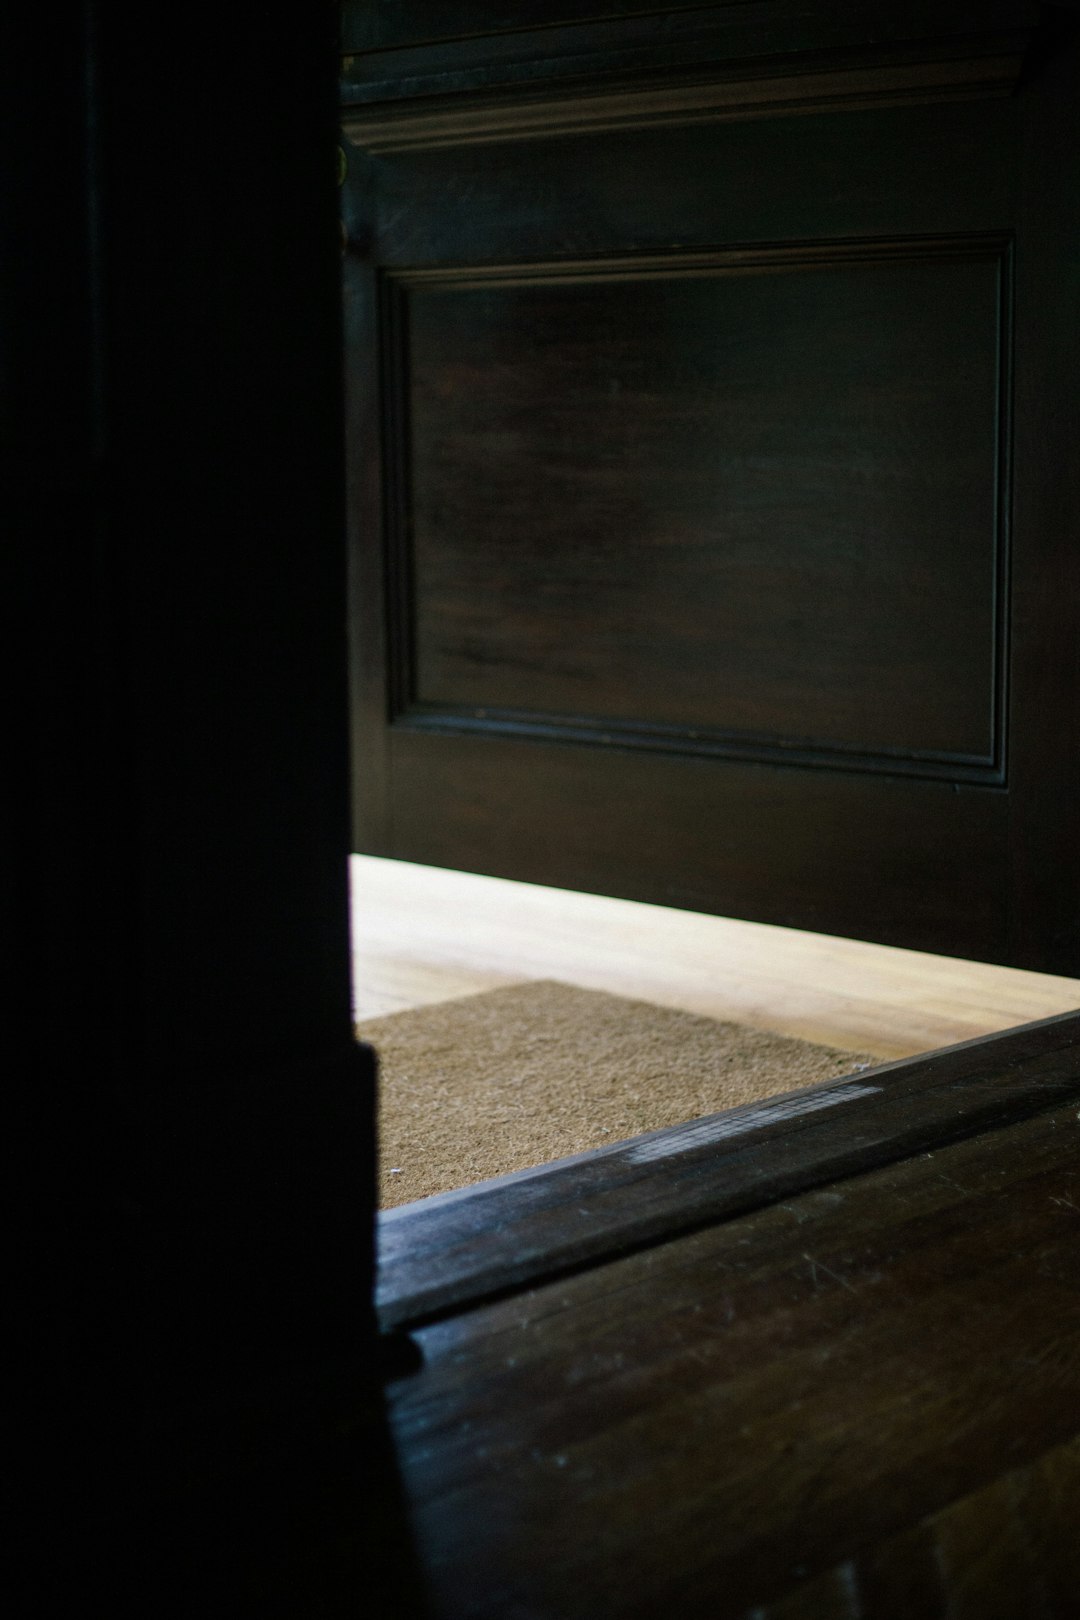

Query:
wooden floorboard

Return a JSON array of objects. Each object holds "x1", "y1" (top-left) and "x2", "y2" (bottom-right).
[
  {"x1": 350, "y1": 855, "x2": 1080, "y2": 1060},
  {"x1": 383, "y1": 1102, "x2": 1080, "y2": 1619},
  {"x1": 745, "y1": 1429, "x2": 1080, "y2": 1620}
]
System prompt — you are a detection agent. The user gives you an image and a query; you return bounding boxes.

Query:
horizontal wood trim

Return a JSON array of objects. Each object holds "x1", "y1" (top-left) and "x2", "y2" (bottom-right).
[
  {"x1": 391, "y1": 705, "x2": 1005, "y2": 785},
  {"x1": 376, "y1": 1006, "x2": 1080, "y2": 1329},
  {"x1": 342, "y1": 46, "x2": 1028, "y2": 152},
  {"x1": 386, "y1": 232, "x2": 1012, "y2": 286}
]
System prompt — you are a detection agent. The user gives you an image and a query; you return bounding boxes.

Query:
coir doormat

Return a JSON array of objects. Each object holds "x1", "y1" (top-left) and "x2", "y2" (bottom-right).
[{"x1": 358, "y1": 979, "x2": 877, "y2": 1208}]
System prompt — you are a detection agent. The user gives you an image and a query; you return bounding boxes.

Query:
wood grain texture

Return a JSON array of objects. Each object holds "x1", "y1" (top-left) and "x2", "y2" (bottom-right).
[
  {"x1": 349, "y1": 854, "x2": 1080, "y2": 1057},
  {"x1": 361, "y1": 99, "x2": 1015, "y2": 272},
  {"x1": 376, "y1": 1006, "x2": 1080, "y2": 1329},
  {"x1": 385, "y1": 729, "x2": 1010, "y2": 959},
  {"x1": 741, "y1": 1430, "x2": 1080, "y2": 1619},
  {"x1": 398, "y1": 237, "x2": 1006, "y2": 775},
  {"x1": 384, "y1": 1103, "x2": 1080, "y2": 1618}
]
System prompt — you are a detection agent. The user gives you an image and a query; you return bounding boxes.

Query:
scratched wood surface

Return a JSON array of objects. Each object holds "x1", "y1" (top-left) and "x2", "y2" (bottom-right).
[
  {"x1": 377, "y1": 1007, "x2": 1080, "y2": 1329},
  {"x1": 385, "y1": 1102, "x2": 1080, "y2": 1619}
]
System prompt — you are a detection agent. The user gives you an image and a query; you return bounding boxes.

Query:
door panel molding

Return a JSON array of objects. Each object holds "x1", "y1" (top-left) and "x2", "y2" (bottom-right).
[{"x1": 382, "y1": 232, "x2": 1013, "y2": 785}]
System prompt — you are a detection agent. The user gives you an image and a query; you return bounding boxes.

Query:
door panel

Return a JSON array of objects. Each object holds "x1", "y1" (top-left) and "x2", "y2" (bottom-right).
[
  {"x1": 401, "y1": 240, "x2": 1005, "y2": 772},
  {"x1": 342, "y1": 4, "x2": 1080, "y2": 972}
]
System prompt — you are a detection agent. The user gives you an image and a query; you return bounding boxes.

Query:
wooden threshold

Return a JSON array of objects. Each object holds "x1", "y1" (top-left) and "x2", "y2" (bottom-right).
[{"x1": 376, "y1": 1006, "x2": 1080, "y2": 1331}]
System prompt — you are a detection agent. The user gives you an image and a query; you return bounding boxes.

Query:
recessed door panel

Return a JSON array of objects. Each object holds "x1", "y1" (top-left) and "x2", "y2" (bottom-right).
[{"x1": 398, "y1": 241, "x2": 1005, "y2": 776}]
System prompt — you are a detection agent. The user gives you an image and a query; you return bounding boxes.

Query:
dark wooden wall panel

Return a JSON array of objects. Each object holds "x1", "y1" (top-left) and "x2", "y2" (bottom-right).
[
  {"x1": 400, "y1": 240, "x2": 1005, "y2": 773},
  {"x1": 386, "y1": 729, "x2": 1006, "y2": 958},
  {"x1": 365, "y1": 101, "x2": 1016, "y2": 267},
  {"x1": 1007, "y1": 17, "x2": 1080, "y2": 973},
  {"x1": 342, "y1": 0, "x2": 741, "y2": 54},
  {"x1": 342, "y1": 2, "x2": 1040, "y2": 109}
]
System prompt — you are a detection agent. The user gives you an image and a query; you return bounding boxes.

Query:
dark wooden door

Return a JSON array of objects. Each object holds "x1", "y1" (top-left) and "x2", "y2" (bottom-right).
[{"x1": 342, "y1": 2, "x2": 1080, "y2": 975}]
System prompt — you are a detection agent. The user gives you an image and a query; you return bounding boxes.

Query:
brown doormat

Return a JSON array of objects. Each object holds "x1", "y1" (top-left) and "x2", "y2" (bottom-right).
[{"x1": 358, "y1": 980, "x2": 878, "y2": 1209}]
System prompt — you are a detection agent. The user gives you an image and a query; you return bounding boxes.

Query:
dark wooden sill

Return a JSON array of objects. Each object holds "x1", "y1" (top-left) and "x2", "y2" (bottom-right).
[{"x1": 376, "y1": 1005, "x2": 1080, "y2": 1331}]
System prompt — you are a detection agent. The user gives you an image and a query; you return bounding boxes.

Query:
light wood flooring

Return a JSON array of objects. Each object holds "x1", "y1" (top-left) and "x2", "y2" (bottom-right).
[{"x1": 350, "y1": 855, "x2": 1080, "y2": 1061}]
